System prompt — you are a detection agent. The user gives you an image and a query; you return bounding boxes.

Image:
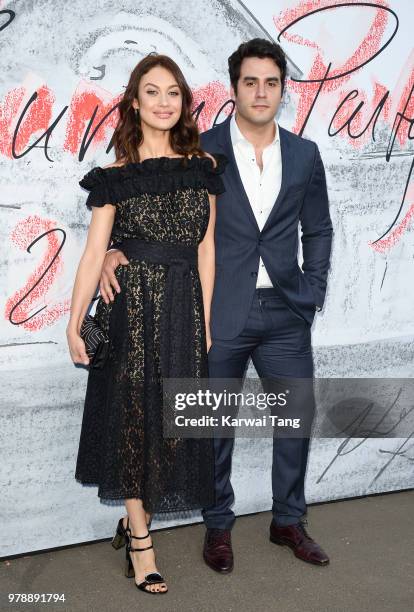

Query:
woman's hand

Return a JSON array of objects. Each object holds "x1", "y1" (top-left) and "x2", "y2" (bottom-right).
[{"x1": 66, "y1": 326, "x2": 90, "y2": 366}]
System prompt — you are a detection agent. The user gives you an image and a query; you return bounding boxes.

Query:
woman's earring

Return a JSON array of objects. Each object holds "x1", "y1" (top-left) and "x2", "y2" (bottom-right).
[{"x1": 134, "y1": 108, "x2": 140, "y2": 126}]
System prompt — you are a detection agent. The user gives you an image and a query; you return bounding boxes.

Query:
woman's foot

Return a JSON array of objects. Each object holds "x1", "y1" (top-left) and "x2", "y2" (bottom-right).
[{"x1": 128, "y1": 529, "x2": 168, "y2": 594}]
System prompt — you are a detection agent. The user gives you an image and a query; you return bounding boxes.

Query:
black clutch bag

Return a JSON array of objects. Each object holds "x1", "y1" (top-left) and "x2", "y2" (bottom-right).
[{"x1": 80, "y1": 314, "x2": 110, "y2": 369}]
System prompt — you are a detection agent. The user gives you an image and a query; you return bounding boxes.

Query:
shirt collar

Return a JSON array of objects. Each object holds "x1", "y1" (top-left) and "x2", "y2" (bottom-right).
[{"x1": 230, "y1": 113, "x2": 279, "y2": 147}]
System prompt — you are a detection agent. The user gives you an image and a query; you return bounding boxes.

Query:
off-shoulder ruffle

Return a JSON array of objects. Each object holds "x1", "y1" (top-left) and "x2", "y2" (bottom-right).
[{"x1": 79, "y1": 153, "x2": 228, "y2": 209}]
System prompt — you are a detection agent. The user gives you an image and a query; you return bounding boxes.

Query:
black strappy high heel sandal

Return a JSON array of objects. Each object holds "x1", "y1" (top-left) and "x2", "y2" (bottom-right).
[
  {"x1": 111, "y1": 516, "x2": 130, "y2": 550},
  {"x1": 111, "y1": 515, "x2": 152, "y2": 550},
  {"x1": 125, "y1": 531, "x2": 168, "y2": 594}
]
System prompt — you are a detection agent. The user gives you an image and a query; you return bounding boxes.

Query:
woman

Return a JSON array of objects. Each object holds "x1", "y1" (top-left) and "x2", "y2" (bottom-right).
[{"x1": 66, "y1": 53, "x2": 227, "y2": 595}]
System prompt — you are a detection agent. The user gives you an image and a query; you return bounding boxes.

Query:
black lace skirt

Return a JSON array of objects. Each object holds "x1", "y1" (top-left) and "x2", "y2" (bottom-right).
[{"x1": 74, "y1": 258, "x2": 215, "y2": 514}]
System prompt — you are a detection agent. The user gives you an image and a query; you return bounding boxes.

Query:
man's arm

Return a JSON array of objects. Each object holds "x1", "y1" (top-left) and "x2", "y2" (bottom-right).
[{"x1": 299, "y1": 143, "x2": 333, "y2": 311}]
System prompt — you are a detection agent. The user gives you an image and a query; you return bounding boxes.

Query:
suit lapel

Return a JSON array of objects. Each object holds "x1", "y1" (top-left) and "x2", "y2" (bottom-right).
[
  {"x1": 261, "y1": 126, "x2": 294, "y2": 233},
  {"x1": 213, "y1": 118, "x2": 295, "y2": 235},
  {"x1": 215, "y1": 116, "x2": 260, "y2": 234}
]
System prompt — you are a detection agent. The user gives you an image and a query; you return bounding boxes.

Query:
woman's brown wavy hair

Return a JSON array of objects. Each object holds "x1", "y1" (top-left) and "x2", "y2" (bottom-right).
[{"x1": 113, "y1": 53, "x2": 204, "y2": 163}]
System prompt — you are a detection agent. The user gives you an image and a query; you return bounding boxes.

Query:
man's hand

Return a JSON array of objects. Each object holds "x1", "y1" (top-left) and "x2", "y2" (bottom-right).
[{"x1": 100, "y1": 249, "x2": 129, "y2": 303}]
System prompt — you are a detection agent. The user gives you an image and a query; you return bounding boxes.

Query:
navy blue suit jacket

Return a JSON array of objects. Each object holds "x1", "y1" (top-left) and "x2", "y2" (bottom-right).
[{"x1": 200, "y1": 115, "x2": 333, "y2": 340}]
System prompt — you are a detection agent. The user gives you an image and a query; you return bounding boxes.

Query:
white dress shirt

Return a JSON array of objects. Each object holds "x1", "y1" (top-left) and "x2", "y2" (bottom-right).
[{"x1": 230, "y1": 114, "x2": 282, "y2": 288}]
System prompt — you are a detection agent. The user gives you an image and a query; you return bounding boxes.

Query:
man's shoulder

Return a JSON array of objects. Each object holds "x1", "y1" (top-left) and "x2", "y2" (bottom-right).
[
  {"x1": 280, "y1": 125, "x2": 317, "y2": 152},
  {"x1": 200, "y1": 120, "x2": 226, "y2": 148}
]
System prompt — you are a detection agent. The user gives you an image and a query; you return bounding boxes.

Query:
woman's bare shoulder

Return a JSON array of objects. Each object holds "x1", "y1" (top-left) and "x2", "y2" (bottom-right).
[{"x1": 102, "y1": 158, "x2": 128, "y2": 169}]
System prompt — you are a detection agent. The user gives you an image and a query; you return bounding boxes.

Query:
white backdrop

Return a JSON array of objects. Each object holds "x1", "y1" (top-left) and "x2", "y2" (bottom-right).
[{"x1": 1, "y1": 0, "x2": 413, "y2": 556}]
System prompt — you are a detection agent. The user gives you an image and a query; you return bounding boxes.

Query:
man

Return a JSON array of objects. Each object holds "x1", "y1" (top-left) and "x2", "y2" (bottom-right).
[{"x1": 99, "y1": 39, "x2": 333, "y2": 572}]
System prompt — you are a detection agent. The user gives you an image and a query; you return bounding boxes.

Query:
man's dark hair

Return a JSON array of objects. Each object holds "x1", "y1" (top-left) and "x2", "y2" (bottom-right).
[{"x1": 228, "y1": 38, "x2": 287, "y2": 95}]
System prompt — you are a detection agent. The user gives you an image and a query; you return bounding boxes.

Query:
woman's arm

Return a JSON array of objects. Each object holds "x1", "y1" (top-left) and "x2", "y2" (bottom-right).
[
  {"x1": 198, "y1": 192, "x2": 216, "y2": 352},
  {"x1": 66, "y1": 204, "x2": 116, "y2": 364}
]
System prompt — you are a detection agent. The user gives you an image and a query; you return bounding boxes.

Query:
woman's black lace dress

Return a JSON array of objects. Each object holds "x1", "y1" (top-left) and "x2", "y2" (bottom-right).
[{"x1": 74, "y1": 154, "x2": 227, "y2": 513}]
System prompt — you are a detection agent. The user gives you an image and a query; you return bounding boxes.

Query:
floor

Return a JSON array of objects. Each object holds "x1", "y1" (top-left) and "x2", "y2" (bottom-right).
[{"x1": 1, "y1": 490, "x2": 413, "y2": 612}]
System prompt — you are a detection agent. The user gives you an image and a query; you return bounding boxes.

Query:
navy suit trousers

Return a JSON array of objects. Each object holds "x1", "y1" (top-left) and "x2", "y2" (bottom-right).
[{"x1": 202, "y1": 287, "x2": 315, "y2": 529}]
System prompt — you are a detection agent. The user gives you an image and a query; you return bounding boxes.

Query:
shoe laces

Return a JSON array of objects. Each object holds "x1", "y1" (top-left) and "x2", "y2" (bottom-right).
[
  {"x1": 298, "y1": 519, "x2": 314, "y2": 542},
  {"x1": 208, "y1": 529, "x2": 231, "y2": 545}
]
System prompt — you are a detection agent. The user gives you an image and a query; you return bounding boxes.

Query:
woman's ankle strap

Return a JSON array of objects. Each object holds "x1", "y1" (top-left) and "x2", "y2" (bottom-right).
[{"x1": 130, "y1": 531, "x2": 150, "y2": 540}]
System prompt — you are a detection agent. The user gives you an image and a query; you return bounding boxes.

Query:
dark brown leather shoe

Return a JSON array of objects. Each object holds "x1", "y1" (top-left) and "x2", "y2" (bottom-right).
[
  {"x1": 203, "y1": 528, "x2": 234, "y2": 573},
  {"x1": 270, "y1": 519, "x2": 329, "y2": 566}
]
